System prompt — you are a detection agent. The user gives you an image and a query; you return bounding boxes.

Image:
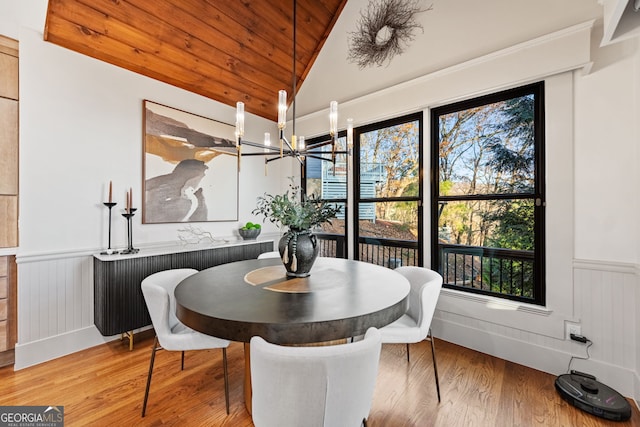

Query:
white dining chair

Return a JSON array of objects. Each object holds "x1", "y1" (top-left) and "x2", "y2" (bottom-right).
[
  {"x1": 141, "y1": 268, "x2": 231, "y2": 417},
  {"x1": 379, "y1": 266, "x2": 443, "y2": 401},
  {"x1": 250, "y1": 327, "x2": 382, "y2": 427},
  {"x1": 257, "y1": 251, "x2": 281, "y2": 259}
]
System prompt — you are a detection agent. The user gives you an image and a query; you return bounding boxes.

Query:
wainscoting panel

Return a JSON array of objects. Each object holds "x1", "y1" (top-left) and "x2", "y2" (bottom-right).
[
  {"x1": 17, "y1": 252, "x2": 94, "y2": 345},
  {"x1": 573, "y1": 264, "x2": 638, "y2": 371}
]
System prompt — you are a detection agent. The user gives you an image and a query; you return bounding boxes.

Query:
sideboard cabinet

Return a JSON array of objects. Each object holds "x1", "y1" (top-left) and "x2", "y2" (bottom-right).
[{"x1": 94, "y1": 240, "x2": 273, "y2": 339}]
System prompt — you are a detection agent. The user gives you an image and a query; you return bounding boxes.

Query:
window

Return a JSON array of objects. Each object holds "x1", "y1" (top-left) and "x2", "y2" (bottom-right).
[
  {"x1": 431, "y1": 82, "x2": 545, "y2": 305},
  {"x1": 304, "y1": 132, "x2": 349, "y2": 258},
  {"x1": 304, "y1": 113, "x2": 424, "y2": 268},
  {"x1": 355, "y1": 113, "x2": 423, "y2": 267}
]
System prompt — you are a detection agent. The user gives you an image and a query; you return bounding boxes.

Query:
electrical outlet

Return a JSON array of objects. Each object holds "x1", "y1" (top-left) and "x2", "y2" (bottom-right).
[{"x1": 566, "y1": 323, "x2": 581, "y2": 340}]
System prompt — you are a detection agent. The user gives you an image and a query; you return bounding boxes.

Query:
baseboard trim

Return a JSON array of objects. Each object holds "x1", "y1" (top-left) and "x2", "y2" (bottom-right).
[
  {"x1": 13, "y1": 325, "x2": 151, "y2": 370},
  {"x1": 432, "y1": 316, "x2": 638, "y2": 400},
  {"x1": 14, "y1": 326, "x2": 109, "y2": 370}
]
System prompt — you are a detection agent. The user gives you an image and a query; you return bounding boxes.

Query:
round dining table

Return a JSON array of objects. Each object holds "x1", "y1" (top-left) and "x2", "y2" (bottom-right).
[{"x1": 174, "y1": 256, "x2": 411, "y2": 412}]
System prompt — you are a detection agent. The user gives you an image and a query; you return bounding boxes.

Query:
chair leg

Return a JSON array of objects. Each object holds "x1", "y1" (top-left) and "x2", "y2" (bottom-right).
[
  {"x1": 181, "y1": 351, "x2": 185, "y2": 371},
  {"x1": 222, "y1": 348, "x2": 230, "y2": 414},
  {"x1": 142, "y1": 337, "x2": 161, "y2": 417},
  {"x1": 429, "y1": 329, "x2": 441, "y2": 402},
  {"x1": 406, "y1": 343, "x2": 410, "y2": 363}
]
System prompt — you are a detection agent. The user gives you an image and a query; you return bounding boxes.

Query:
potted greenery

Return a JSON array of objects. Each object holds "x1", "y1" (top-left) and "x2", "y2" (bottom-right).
[
  {"x1": 238, "y1": 221, "x2": 262, "y2": 240},
  {"x1": 252, "y1": 178, "x2": 341, "y2": 277}
]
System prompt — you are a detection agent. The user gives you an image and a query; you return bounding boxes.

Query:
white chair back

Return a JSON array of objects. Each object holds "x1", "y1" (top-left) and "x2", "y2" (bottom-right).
[
  {"x1": 396, "y1": 266, "x2": 443, "y2": 339},
  {"x1": 141, "y1": 268, "x2": 198, "y2": 351},
  {"x1": 250, "y1": 327, "x2": 382, "y2": 427}
]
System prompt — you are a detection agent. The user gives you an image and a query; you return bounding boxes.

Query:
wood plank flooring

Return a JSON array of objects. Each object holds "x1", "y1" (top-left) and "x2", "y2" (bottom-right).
[{"x1": 0, "y1": 331, "x2": 638, "y2": 426}]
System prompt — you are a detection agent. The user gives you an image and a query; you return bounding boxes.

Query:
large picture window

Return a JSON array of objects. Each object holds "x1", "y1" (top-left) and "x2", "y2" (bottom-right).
[
  {"x1": 431, "y1": 82, "x2": 545, "y2": 305},
  {"x1": 356, "y1": 113, "x2": 423, "y2": 267}
]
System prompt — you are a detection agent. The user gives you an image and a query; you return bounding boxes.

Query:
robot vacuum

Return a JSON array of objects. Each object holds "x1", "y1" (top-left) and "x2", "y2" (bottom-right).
[{"x1": 555, "y1": 371, "x2": 631, "y2": 421}]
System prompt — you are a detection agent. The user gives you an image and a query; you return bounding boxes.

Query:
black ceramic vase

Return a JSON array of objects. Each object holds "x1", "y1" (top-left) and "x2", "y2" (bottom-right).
[{"x1": 278, "y1": 229, "x2": 319, "y2": 277}]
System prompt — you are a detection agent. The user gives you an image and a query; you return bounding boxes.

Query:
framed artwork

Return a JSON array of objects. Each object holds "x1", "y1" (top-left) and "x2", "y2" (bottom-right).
[{"x1": 143, "y1": 100, "x2": 238, "y2": 223}]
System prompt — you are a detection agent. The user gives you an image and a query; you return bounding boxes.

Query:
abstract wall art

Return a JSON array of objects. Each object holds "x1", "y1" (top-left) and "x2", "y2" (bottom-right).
[{"x1": 142, "y1": 100, "x2": 238, "y2": 223}]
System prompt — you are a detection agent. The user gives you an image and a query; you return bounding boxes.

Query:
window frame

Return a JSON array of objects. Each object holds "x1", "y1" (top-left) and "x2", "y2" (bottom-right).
[
  {"x1": 430, "y1": 82, "x2": 546, "y2": 305},
  {"x1": 354, "y1": 112, "x2": 424, "y2": 266}
]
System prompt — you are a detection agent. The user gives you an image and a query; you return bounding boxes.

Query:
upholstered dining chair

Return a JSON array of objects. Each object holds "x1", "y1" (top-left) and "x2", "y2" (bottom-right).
[
  {"x1": 257, "y1": 251, "x2": 281, "y2": 259},
  {"x1": 379, "y1": 266, "x2": 443, "y2": 401},
  {"x1": 141, "y1": 268, "x2": 231, "y2": 417},
  {"x1": 250, "y1": 327, "x2": 382, "y2": 427}
]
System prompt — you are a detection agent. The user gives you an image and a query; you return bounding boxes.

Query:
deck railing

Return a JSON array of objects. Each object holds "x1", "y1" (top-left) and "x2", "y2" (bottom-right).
[
  {"x1": 439, "y1": 243, "x2": 535, "y2": 300},
  {"x1": 315, "y1": 235, "x2": 534, "y2": 300},
  {"x1": 315, "y1": 233, "x2": 419, "y2": 268}
]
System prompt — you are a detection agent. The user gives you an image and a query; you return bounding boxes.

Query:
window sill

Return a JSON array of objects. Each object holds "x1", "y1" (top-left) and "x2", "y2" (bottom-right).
[{"x1": 440, "y1": 288, "x2": 553, "y2": 316}]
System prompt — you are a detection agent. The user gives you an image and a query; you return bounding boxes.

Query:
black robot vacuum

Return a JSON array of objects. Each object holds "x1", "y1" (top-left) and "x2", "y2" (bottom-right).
[{"x1": 555, "y1": 370, "x2": 631, "y2": 421}]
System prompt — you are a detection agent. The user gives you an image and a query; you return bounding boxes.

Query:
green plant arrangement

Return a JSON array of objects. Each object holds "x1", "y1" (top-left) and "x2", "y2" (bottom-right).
[
  {"x1": 252, "y1": 180, "x2": 341, "y2": 231},
  {"x1": 252, "y1": 178, "x2": 341, "y2": 277}
]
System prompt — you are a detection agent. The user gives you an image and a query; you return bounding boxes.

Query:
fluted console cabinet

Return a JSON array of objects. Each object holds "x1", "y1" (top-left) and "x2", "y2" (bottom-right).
[{"x1": 93, "y1": 240, "x2": 273, "y2": 343}]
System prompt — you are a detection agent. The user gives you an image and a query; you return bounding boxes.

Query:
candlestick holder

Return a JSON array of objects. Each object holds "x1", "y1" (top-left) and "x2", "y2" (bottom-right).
[
  {"x1": 100, "y1": 202, "x2": 119, "y2": 255},
  {"x1": 121, "y1": 208, "x2": 139, "y2": 254}
]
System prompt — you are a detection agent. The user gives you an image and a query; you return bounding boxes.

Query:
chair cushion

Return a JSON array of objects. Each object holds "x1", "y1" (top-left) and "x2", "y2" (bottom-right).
[
  {"x1": 379, "y1": 314, "x2": 423, "y2": 344},
  {"x1": 162, "y1": 321, "x2": 230, "y2": 351}
]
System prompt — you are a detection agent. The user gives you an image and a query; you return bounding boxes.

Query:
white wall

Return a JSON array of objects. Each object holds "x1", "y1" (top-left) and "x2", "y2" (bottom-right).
[
  {"x1": 1, "y1": 1, "x2": 298, "y2": 368},
  {"x1": 300, "y1": 21, "x2": 640, "y2": 402},
  {"x1": 18, "y1": 28, "x2": 286, "y2": 255}
]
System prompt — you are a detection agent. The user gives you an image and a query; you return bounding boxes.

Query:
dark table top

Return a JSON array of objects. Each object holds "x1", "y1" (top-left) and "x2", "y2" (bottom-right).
[{"x1": 175, "y1": 257, "x2": 410, "y2": 344}]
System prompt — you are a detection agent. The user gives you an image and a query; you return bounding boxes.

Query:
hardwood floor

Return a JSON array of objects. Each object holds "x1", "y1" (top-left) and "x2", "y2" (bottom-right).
[{"x1": 0, "y1": 332, "x2": 638, "y2": 426}]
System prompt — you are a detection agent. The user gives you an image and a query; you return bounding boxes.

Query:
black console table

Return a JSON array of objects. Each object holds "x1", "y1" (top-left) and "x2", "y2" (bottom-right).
[{"x1": 93, "y1": 239, "x2": 274, "y2": 348}]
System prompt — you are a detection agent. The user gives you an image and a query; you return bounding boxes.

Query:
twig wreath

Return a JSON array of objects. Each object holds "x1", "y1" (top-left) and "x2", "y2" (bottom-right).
[{"x1": 348, "y1": 0, "x2": 432, "y2": 68}]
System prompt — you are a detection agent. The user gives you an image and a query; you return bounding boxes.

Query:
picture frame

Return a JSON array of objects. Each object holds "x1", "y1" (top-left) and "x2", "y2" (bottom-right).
[{"x1": 142, "y1": 100, "x2": 238, "y2": 224}]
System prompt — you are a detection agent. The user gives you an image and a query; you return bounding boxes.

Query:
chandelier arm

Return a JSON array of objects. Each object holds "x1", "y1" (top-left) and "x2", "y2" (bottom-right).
[
  {"x1": 264, "y1": 153, "x2": 304, "y2": 165},
  {"x1": 242, "y1": 140, "x2": 280, "y2": 156},
  {"x1": 306, "y1": 138, "x2": 338, "y2": 149},
  {"x1": 240, "y1": 151, "x2": 284, "y2": 157},
  {"x1": 304, "y1": 150, "x2": 351, "y2": 156},
  {"x1": 280, "y1": 132, "x2": 296, "y2": 152},
  {"x1": 239, "y1": 140, "x2": 282, "y2": 151},
  {"x1": 304, "y1": 154, "x2": 338, "y2": 162}
]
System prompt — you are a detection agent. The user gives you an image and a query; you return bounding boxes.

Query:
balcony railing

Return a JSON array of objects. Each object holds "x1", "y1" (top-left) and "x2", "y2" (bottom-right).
[
  {"x1": 315, "y1": 233, "x2": 419, "y2": 268},
  {"x1": 439, "y1": 243, "x2": 535, "y2": 301},
  {"x1": 359, "y1": 237, "x2": 418, "y2": 268},
  {"x1": 315, "y1": 233, "x2": 346, "y2": 258}
]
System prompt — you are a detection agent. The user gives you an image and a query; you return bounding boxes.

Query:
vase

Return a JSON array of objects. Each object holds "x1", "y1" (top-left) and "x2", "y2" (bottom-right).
[{"x1": 278, "y1": 229, "x2": 319, "y2": 277}]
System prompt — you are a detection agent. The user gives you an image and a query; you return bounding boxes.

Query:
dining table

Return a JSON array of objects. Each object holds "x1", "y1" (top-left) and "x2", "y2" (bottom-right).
[{"x1": 174, "y1": 256, "x2": 411, "y2": 412}]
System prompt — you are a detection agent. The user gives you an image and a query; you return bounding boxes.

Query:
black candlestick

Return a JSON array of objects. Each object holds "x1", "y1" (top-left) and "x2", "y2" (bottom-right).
[
  {"x1": 121, "y1": 208, "x2": 139, "y2": 254},
  {"x1": 100, "y1": 202, "x2": 119, "y2": 255}
]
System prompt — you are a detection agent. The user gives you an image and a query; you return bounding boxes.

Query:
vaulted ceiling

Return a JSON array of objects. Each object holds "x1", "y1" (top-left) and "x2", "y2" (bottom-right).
[
  {"x1": 43, "y1": 0, "x2": 347, "y2": 122},
  {"x1": 42, "y1": 0, "x2": 606, "y2": 124}
]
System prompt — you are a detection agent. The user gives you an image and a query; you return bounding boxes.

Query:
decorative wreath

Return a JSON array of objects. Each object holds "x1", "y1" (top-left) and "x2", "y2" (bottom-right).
[{"x1": 348, "y1": 0, "x2": 432, "y2": 69}]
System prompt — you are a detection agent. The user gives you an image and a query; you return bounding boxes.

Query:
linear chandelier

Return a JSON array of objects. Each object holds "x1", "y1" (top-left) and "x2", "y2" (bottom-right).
[{"x1": 234, "y1": 0, "x2": 352, "y2": 171}]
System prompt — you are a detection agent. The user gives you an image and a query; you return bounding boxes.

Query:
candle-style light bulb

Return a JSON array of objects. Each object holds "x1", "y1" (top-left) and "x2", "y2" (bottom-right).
[
  {"x1": 347, "y1": 118, "x2": 354, "y2": 149},
  {"x1": 235, "y1": 102, "x2": 245, "y2": 140},
  {"x1": 278, "y1": 90, "x2": 287, "y2": 130},
  {"x1": 264, "y1": 132, "x2": 271, "y2": 153},
  {"x1": 329, "y1": 101, "x2": 338, "y2": 137},
  {"x1": 298, "y1": 135, "x2": 305, "y2": 150}
]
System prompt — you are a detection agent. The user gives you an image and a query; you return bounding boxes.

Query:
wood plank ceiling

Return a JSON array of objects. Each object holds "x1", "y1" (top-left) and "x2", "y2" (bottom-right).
[{"x1": 43, "y1": 0, "x2": 347, "y2": 122}]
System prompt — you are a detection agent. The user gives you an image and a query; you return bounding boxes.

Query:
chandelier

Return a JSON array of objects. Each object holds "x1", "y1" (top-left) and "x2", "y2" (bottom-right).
[{"x1": 234, "y1": 0, "x2": 352, "y2": 172}]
